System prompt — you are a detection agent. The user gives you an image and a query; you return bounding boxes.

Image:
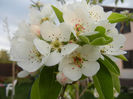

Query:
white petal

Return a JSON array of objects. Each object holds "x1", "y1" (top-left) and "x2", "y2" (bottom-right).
[
  {"x1": 41, "y1": 4, "x2": 56, "y2": 23},
  {"x1": 106, "y1": 50, "x2": 127, "y2": 55},
  {"x1": 77, "y1": 45, "x2": 101, "y2": 61},
  {"x1": 112, "y1": 34, "x2": 126, "y2": 49},
  {"x1": 34, "y1": 38, "x2": 51, "y2": 56},
  {"x1": 62, "y1": 63, "x2": 82, "y2": 81},
  {"x1": 45, "y1": 51, "x2": 62, "y2": 66},
  {"x1": 29, "y1": 7, "x2": 41, "y2": 25},
  {"x1": 61, "y1": 43, "x2": 79, "y2": 56},
  {"x1": 63, "y1": 3, "x2": 89, "y2": 26},
  {"x1": 10, "y1": 39, "x2": 34, "y2": 61},
  {"x1": 17, "y1": 70, "x2": 30, "y2": 78},
  {"x1": 58, "y1": 23, "x2": 73, "y2": 41},
  {"x1": 58, "y1": 56, "x2": 70, "y2": 71},
  {"x1": 82, "y1": 61, "x2": 100, "y2": 76},
  {"x1": 40, "y1": 22, "x2": 59, "y2": 41},
  {"x1": 17, "y1": 60, "x2": 42, "y2": 72}
]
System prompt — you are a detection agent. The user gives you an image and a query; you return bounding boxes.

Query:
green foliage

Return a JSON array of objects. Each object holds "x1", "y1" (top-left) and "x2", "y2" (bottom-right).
[
  {"x1": 115, "y1": 0, "x2": 124, "y2": 5},
  {"x1": 0, "y1": 50, "x2": 11, "y2": 63},
  {"x1": 65, "y1": 84, "x2": 76, "y2": 99},
  {"x1": 80, "y1": 92, "x2": 96, "y2": 99},
  {"x1": 87, "y1": 26, "x2": 113, "y2": 45},
  {"x1": 30, "y1": 66, "x2": 62, "y2": 99},
  {"x1": 115, "y1": 55, "x2": 128, "y2": 61},
  {"x1": 31, "y1": 78, "x2": 40, "y2": 99},
  {"x1": 108, "y1": 13, "x2": 128, "y2": 23},
  {"x1": 93, "y1": 63, "x2": 114, "y2": 99},
  {"x1": 51, "y1": 5, "x2": 64, "y2": 23},
  {"x1": 111, "y1": 73, "x2": 121, "y2": 93},
  {"x1": 39, "y1": 66, "x2": 61, "y2": 99},
  {"x1": 86, "y1": 0, "x2": 90, "y2": 4},
  {"x1": 98, "y1": 55, "x2": 120, "y2": 75},
  {"x1": 79, "y1": 35, "x2": 90, "y2": 44},
  {"x1": 70, "y1": 32, "x2": 77, "y2": 41},
  {"x1": 0, "y1": 83, "x2": 32, "y2": 99}
]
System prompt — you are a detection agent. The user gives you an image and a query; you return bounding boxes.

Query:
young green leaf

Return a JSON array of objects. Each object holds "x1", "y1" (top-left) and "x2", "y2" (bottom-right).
[
  {"x1": 90, "y1": 37, "x2": 113, "y2": 45},
  {"x1": 86, "y1": 0, "x2": 90, "y2": 4},
  {"x1": 93, "y1": 64, "x2": 114, "y2": 99},
  {"x1": 108, "y1": 12, "x2": 128, "y2": 23},
  {"x1": 87, "y1": 26, "x2": 113, "y2": 45},
  {"x1": 51, "y1": 5, "x2": 64, "y2": 23},
  {"x1": 114, "y1": 54, "x2": 128, "y2": 61},
  {"x1": 79, "y1": 35, "x2": 90, "y2": 44},
  {"x1": 70, "y1": 32, "x2": 77, "y2": 41},
  {"x1": 111, "y1": 73, "x2": 121, "y2": 93},
  {"x1": 30, "y1": 78, "x2": 40, "y2": 99},
  {"x1": 39, "y1": 66, "x2": 61, "y2": 99},
  {"x1": 98, "y1": 55, "x2": 120, "y2": 75}
]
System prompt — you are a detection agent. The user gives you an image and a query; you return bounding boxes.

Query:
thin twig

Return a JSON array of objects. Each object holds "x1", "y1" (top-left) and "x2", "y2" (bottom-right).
[
  {"x1": 58, "y1": 84, "x2": 67, "y2": 99},
  {"x1": 79, "y1": 78, "x2": 91, "y2": 98},
  {"x1": 75, "y1": 81, "x2": 79, "y2": 99},
  {"x1": 79, "y1": 85, "x2": 88, "y2": 98},
  {"x1": 2, "y1": 18, "x2": 11, "y2": 41}
]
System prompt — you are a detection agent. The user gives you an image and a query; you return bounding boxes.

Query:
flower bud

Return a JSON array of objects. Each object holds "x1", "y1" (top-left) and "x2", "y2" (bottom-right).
[
  {"x1": 56, "y1": 72, "x2": 72, "y2": 85},
  {"x1": 30, "y1": 25, "x2": 41, "y2": 37}
]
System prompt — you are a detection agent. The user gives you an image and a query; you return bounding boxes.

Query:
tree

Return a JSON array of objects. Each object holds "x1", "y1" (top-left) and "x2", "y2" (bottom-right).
[{"x1": 0, "y1": 50, "x2": 11, "y2": 63}]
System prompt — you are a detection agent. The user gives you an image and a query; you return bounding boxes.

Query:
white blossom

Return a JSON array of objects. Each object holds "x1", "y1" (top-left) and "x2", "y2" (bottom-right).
[
  {"x1": 10, "y1": 23, "x2": 46, "y2": 72},
  {"x1": 62, "y1": 1, "x2": 97, "y2": 37},
  {"x1": 100, "y1": 34, "x2": 126, "y2": 55},
  {"x1": 34, "y1": 22, "x2": 79, "y2": 66},
  {"x1": 29, "y1": 4, "x2": 56, "y2": 25},
  {"x1": 58, "y1": 45, "x2": 101, "y2": 81}
]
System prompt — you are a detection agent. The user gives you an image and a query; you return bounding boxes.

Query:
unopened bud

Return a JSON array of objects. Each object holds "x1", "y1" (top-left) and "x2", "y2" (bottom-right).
[
  {"x1": 56, "y1": 72, "x2": 72, "y2": 85},
  {"x1": 30, "y1": 25, "x2": 41, "y2": 37}
]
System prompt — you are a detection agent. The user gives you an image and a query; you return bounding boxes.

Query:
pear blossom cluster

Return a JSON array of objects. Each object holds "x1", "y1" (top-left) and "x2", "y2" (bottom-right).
[{"x1": 10, "y1": 0, "x2": 126, "y2": 85}]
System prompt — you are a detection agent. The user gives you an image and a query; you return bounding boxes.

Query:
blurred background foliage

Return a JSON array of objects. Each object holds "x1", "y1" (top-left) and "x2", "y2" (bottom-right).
[{"x1": 0, "y1": 50, "x2": 11, "y2": 63}]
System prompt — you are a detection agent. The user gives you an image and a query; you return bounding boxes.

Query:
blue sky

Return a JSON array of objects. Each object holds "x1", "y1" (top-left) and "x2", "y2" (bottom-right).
[{"x1": 0, "y1": 0, "x2": 133, "y2": 50}]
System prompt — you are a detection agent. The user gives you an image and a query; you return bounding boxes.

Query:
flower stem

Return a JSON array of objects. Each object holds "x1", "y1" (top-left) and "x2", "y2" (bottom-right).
[{"x1": 58, "y1": 84, "x2": 67, "y2": 99}]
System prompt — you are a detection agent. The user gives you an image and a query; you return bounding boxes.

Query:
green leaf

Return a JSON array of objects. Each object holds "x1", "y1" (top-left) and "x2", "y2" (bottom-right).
[
  {"x1": 30, "y1": 78, "x2": 40, "y2": 99},
  {"x1": 115, "y1": 0, "x2": 119, "y2": 5},
  {"x1": 99, "y1": 0, "x2": 103, "y2": 3},
  {"x1": 98, "y1": 55, "x2": 120, "y2": 75},
  {"x1": 93, "y1": 63, "x2": 114, "y2": 99},
  {"x1": 79, "y1": 36, "x2": 90, "y2": 44},
  {"x1": 108, "y1": 12, "x2": 128, "y2": 23},
  {"x1": 86, "y1": 0, "x2": 90, "y2": 4},
  {"x1": 90, "y1": 37, "x2": 112, "y2": 45},
  {"x1": 87, "y1": 26, "x2": 113, "y2": 45},
  {"x1": 111, "y1": 73, "x2": 121, "y2": 93},
  {"x1": 114, "y1": 54, "x2": 128, "y2": 61},
  {"x1": 121, "y1": 0, "x2": 124, "y2": 3},
  {"x1": 39, "y1": 66, "x2": 61, "y2": 99},
  {"x1": 70, "y1": 32, "x2": 77, "y2": 41},
  {"x1": 51, "y1": 5, "x2": 64, "y2": 23}
]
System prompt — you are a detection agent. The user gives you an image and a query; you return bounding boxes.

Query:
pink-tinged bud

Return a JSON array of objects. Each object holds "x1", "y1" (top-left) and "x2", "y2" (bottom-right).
[
  {"x1": 30, "y1": 25, "x2": 41, "y2": 37},
  {"x1": 56, "y1": 72, "x2": 72, "y2": 85}
]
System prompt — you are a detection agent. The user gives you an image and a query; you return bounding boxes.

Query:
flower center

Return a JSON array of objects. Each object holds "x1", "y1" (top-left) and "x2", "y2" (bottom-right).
[
  {"x1": 51, "y1": 39, "x2": 62, "y2": 52},
  {"x1": 40, "y1": 17, "x2": 49, "y2": 24},
  {"x1": 72, "y1": 53, "x2": 83, "y2": 68},
  {"x1": 100, "y1": 44, "x2": 114, "y2": 53},
  {"x1": 29, "y1": 48, "x2": 42, "y2": 62},
  {"x1": 74, "y1": 24, "x2": 85, "y2": 36},
  {"x1": 89, "y1": 11, "x2": 101, "y2": 22}
]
